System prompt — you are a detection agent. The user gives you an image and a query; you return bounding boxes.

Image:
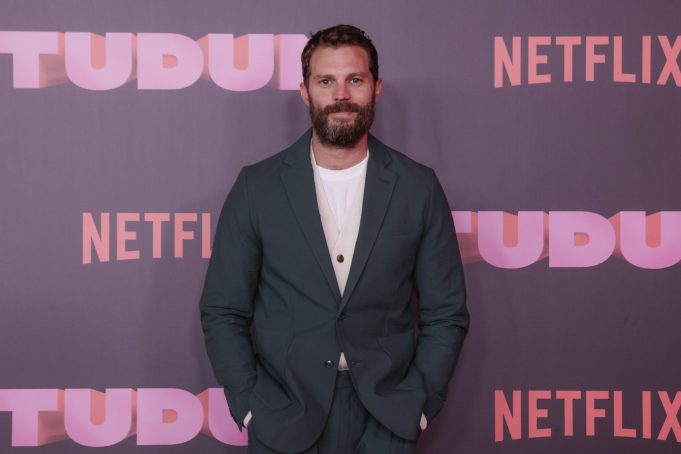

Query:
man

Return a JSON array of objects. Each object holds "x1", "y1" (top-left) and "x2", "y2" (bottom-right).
[{"x1": 199, "y1": 24, "x2": 469, "y2": 454}]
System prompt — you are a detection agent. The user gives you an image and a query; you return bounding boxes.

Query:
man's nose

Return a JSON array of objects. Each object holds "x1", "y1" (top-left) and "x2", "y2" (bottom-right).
[{"x1": 333, "y1": 82, "x2": 350, "y2": 101}]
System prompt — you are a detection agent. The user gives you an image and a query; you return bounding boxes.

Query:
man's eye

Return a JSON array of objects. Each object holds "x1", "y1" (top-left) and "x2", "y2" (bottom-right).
[
  {"x1": 351, "y1": 78, "x2": 362, "y2": 84},
  {"x1": 320, "y1": 79, "x2": 330, "y2": 86}
]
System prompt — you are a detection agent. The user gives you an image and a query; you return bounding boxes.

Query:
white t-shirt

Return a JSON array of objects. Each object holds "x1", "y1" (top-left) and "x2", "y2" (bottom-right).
[{"x1": 313, "y1": 151, "x2": 369, "y2": 231}]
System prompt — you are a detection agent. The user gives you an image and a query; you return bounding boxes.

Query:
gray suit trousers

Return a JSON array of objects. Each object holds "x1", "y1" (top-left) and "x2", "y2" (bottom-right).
[{"x1": 247, "y1": 371, "x2": 417, "y2": 454}]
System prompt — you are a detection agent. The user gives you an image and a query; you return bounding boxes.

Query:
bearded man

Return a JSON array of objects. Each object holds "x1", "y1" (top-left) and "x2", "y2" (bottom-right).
[{"x1": 199, "y1": 24, "x2": 469, "y2": 454}]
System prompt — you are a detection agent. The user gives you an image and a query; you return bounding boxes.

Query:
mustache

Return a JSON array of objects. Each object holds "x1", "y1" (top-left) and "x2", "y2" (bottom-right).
[{"x1": 323, "y1": 102, "x2": 361, "y2": 114}]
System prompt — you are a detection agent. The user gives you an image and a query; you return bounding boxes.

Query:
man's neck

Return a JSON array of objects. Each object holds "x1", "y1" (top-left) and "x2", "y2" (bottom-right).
[{"x1": 311, "y1": 131, "x2": 369, "y2": 170}]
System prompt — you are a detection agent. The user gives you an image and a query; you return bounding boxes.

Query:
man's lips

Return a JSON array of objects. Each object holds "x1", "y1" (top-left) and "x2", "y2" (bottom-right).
[{"x1": 330, "y1": 111, "x2": 356, "y2": 117}]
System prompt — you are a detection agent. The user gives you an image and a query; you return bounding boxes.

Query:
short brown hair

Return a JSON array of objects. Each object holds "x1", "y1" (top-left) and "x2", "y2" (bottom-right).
[{"x1": 301, "y1": 24, "x2": 379, "y2": 88}]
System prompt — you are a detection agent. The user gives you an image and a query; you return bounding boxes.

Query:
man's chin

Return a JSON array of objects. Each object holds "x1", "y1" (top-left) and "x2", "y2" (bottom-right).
[
  {"x1": 312, "y1": 116, "x2": 370, "y2": 148},
  {"x1": 318, "y1": 133, "x2": 364, "y2": 148}
]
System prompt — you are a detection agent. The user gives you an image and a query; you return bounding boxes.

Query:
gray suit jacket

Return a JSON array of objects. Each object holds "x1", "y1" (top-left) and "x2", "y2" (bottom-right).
[{"x1": 199, "y1": 128, "x2": 469, "y2": 453}]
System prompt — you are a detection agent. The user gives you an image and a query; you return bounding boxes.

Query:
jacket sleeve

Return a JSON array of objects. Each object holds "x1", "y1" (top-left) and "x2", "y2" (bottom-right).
[
  {"x1": 412, "y1": 168, "x2": 469, "y2": 423},
  {"x1": 199, "y1": 166, "x2": 261, "y2": 432}
]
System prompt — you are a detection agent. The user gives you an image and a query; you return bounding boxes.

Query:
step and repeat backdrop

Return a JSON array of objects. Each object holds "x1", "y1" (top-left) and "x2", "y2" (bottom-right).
[{"x1": 1, "y1": 0, "x2": 680, "y2": 453}]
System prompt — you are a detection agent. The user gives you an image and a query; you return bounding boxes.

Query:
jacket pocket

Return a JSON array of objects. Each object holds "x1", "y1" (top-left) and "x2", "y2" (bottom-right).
[
  {"x1": 377, "y1": 329, "x2": 416, "y2": 377},
  {"x1": 251, "y1": 331, "x2": 295, "y2": 410},
  {"x1": 251, "y1": 363, "x2": 294, "y2": 410}
]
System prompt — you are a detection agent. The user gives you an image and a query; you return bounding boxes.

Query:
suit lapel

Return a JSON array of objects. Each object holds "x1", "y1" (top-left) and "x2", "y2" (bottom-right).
[
  {"x1": 279, "y1": 129, "x2": 397, "y2": 312},
  {"x1": 337, "y1": 134, "x2": 396, "y2": 315},
  {"x1": 280, "y1": 129, "x2": 343, "y2": 302}
]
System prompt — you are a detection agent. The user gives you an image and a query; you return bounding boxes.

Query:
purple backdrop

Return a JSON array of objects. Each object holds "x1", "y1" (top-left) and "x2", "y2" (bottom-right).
[{"x1": 1, "y1": 0, "x2": 680, "y2": 452}]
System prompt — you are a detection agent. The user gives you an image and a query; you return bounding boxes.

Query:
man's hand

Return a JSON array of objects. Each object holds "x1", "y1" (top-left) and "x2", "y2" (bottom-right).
[{"x1": 420, "y1": 412, "x2": 428, "y2": 431}]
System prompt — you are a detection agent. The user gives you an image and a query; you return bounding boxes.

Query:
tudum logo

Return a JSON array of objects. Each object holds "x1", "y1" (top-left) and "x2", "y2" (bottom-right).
[{"x1": 0, "y1": 31, "x2": 308, "y2": 90}]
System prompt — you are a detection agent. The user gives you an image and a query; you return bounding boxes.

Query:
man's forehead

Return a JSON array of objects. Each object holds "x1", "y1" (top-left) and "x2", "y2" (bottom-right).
[{"x1": 309, "y1": 45, "x2": 371, "y2": 74}]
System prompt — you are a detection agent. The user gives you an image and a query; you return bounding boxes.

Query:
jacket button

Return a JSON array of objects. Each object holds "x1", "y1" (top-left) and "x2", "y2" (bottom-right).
[
  {"x1": 336, "y1": 254, "x2": 344, "y2": 263},
  {"x1": 324, "y1": 360, "x2": 335, "y2": 368},
  {"x1": 338, "y1": 312, "x2": 346, "y2": 320}
]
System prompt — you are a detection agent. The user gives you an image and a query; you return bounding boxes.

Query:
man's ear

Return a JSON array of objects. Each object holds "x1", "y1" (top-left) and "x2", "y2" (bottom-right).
[
  {"x1": 374, "y1": 78, "x2": 383, "y2": 102},
  {"x1": 300, "y1": 82, "x2": 310, "y2": 107}
]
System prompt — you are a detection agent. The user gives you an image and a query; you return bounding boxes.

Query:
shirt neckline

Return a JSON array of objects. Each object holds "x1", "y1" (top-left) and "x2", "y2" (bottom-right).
[{"x1": 310, "y1": 143, "x2": 369, "y2": 181}]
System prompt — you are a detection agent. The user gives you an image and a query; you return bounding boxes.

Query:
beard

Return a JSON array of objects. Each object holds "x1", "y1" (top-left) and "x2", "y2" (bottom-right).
[{"x1": 308, "y1": 95, "x2": 375, "y2": 148}]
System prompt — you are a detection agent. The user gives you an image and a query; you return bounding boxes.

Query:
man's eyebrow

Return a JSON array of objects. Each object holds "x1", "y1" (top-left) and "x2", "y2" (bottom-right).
[{"x1": 313, "y1": 72, "x2": 369, "y2": 80}]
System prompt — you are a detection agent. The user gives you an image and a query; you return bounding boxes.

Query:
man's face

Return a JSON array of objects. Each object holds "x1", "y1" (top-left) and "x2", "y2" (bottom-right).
[{"x1": 300, "y1": 45, "x2": 382, "y2": 148}]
